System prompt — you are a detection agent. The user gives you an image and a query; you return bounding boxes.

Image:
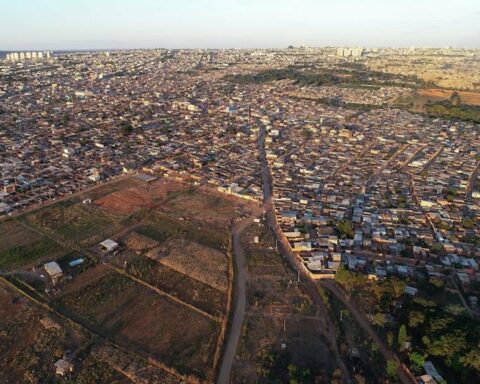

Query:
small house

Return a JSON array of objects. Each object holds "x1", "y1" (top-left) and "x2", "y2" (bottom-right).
[
  {"x1": 44, "y1": 262, "x2": 63, "y2": 280},
  {"x1": 100, "y1": 239, "x2": 118, "y2": 252},
  {"x1": 54, "y1": 359, "x2": 73, "y2": 376}
]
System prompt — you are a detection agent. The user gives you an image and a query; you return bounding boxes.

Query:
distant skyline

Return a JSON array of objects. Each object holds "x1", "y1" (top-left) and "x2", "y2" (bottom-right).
[{"x1": 1, "y1": 0, "x2": 479, "y2": 50}]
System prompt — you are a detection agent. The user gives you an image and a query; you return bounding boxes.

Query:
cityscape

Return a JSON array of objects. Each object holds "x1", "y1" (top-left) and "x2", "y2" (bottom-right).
[{"x1": 1, "y1": 2, "x2": 480, "y2": 384}]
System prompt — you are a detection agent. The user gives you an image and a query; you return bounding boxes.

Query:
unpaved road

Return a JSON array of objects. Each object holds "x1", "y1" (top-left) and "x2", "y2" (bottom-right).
[
  {"x1": 216, "y1": 217, "x2": 253, "y2": 384},
  {"x1": 321, "y1": 280, "x2": 416, "y2": 384},
  {"x1": 257, "y1": 125, "x2": 414, "y2": 384}
]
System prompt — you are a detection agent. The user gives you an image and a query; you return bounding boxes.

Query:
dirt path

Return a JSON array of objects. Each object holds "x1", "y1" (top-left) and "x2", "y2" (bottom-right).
[
  {"x1": 216, "y1": 217, "x2": 253, "y2": 384},
  {"x1": 257, "y1": 124, "x2": 415, "y2": 384},
  {"x1": 257, "y1": 125, "x2": 352, "y2": 382},
  {"x1": 320, "y1": 280, "x2": 416, "y2": 384}
]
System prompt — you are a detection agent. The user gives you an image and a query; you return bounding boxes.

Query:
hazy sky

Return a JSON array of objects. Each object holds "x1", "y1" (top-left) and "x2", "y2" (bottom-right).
[{"x1": 1, "y1": 0, "x2": 479, "y2": 49}]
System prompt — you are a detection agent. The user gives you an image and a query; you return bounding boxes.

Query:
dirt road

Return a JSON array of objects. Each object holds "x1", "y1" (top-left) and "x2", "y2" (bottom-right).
[
  {"x1": 257, "y1": 125, "x2": 415, "y2": 384},
  {"x1": 216, "y1": 217, "x2": 253, "y2": 384},
  {"x1": 321, "y1": 280, "x2": 416, "y2": 384}
]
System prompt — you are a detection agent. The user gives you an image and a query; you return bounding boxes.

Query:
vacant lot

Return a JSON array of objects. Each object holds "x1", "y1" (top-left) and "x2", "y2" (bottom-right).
[
  {"x1": 232, "y1": 225, "x2": 340, "y2": 383},
  {"x1": 110, "y1": 251, "x2": 227, "y2": 317},
  {"x1": 95, "y1": 178, "x2": 184, "y2": 216},
  {"x1": 0, "y1": 220, "x2": 42, "y2": 252},
  {"x1": 162, "y1": 190, "x2": 240, "y2": 225},
  {"x1": 417, "y1": 88, "x2": 480, "y2": 106},
  {"x1": 55, "y1": 271, "x2": 219, "y2": 379},
  {"x1": 138, "y1": 214, "x2": 229, "y2": 250},
  {"x1": 24, "y1": 201, "x2": 119, "y2": 245},
  {"x1": 0, "y1": 283, "x2": 90, "y2": 383},
  {"x1": 0, "y1": 235, "x2": 64, "y2": 270},
  {"x1": 150, "y1": 237, "x2": 229, "y2": 292}
]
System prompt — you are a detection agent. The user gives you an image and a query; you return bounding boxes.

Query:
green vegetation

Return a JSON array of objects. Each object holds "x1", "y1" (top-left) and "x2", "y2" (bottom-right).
[
  {"x1": 425, "y1": 101, "x2": 480, "y2": 123},
  {"x1": 336, "y1": 219, "x2": 355, "y2": 239},
  {"x1": 326, "y1": 287, "x2": 391, "y2": 382},
  {"x1": 0, "y1": 237, "x2": 61, "y2": 269},
  {"x1": 147, "y1": 214, "x2": 228, "y2": 250},
  {"x1": 462, "y1": 217, "x2": 476, "y2": 230},
  {"x1": 226, "y1": 67, "x2": 427, "y2": 89},
  {"x1": 120, "y1": 122, "x2": 134, "y2": 136},
  {"x1": 256, "y1": 346, "x2": 314, "y2": 384},
  {"x1": 335, "y1": 265, "x2": 367, "y2": 294},
  {"x1": 335, "y1": 268, "x2": 480, "y2": 383}
]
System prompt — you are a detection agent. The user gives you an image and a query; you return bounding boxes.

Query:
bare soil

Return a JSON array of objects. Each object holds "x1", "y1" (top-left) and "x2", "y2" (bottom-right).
[
  {"x1": 56, "y1": 271, "x2": 219, "y2": 379},
  {"x1": 0, "y1": 220, "x2": 42, "y2": 252},
  {"x1": 149, "y1": 237, "x2": 229, "y2": 292},
  {"x1": 416, "y1": 88, "x2": 480, "y2": 106}
]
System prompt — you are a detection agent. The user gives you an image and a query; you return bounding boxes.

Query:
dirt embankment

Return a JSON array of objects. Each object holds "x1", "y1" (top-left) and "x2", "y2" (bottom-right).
[{"x1": 416, "y1": 89, "x2": 480, "y2": 106}]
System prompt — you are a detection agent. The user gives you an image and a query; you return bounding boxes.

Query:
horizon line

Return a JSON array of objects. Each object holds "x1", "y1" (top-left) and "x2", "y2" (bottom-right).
[{"x1": 1, "y1": 45, "x2": 480, "y2": 52}]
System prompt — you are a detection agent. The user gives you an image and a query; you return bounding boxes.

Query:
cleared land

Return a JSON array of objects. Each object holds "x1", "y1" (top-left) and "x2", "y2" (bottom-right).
[
  {"x1": 231, "y1": 224, "x2": 341, "y2": 383},
  {"x1": 111, "y1": 249, "x2": 227, "y2": 318},
  {"x1": 55, "y1": 270, "x2": 219, "y2": 379},
  {"x1": 416, "y1": 88, "x2": 480, "y2": 106},
  {"x1": 0, "y1": 176, "x2": 241, "y2": 383},
  {"x1": 150, "y1": 237, "x2": 228, "y2": 292},
  {"x1": 0, "y1": 219, "x2": 65, "y2": 270}
]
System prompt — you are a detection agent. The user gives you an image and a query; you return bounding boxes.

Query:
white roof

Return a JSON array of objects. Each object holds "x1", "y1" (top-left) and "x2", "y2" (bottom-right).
[
  {"x1": 44, "y1": 261, "x2": 63, "y2": 277},
  {"x1": 100, "y1": 239, "x2": 118, "y2": 249}
]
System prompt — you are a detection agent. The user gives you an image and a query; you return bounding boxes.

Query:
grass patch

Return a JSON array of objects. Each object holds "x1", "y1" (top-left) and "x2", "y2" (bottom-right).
[{"x1": 0, "y1": 237, "x2": 61, "y2": 269}]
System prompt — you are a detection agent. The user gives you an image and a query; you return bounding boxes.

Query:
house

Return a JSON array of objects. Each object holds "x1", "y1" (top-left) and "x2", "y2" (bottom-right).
[
  {"x1": 54, "y1": 359, "x2": 74, "y2": 376},
  {"x1": 417, "y1": 374, "x2": 437, "y2": 384},
  {"x1": 100, "y1": 239, "x2": 118, "y2": 252},
  {"x1": 44, "y1": 262, "x2": 63, "y2": 280}
]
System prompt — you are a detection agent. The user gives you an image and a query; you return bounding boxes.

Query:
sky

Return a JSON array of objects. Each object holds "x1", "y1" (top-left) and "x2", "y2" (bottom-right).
[{"x1": 1, "y1": 0, "x2": 479, "y2": 50}]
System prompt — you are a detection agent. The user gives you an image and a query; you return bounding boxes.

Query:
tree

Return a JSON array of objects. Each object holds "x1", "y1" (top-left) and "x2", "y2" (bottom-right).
[
  {"x1": 390, "y1": 278, "x2": 406, "y2": 299},
  {"x1": 373, "y1": 312, "x2": 387, "y2": 328},
  {"x1": 288, "y1": 364, "x2": 312, "y2": 384},
  {"x1": 386, "y1": 360, "x2": 398, "y2": 378},
  {"x1": 397, "y1": 324, "x2": 408, "y2": 351},
  {"x1": 450, "y1": 91, "x2": 461, "y2": 106},
  {"x1": 387, "y1": 332, "x2": 394, "y2": 348},
  {"x1": 460, "y1": 347, "x2": 480, "y2": 371},
  {"x1": 336, "y1": 219, "x2": 354, "y2": 239},
  {"x1": 429, "y1": 277, "x2": 445, "y2": 291},
  {"x1": 428, "y1": 331, "x2": 467, "y2": 360},
  {"x1": 409, "y1": 351, "x2": 425, "y2": 372},
  {"x1": 408, "y1": 311, "x2": 425, "y2": 328},
  {"x1": 335, "y1": 265, "x2": 367, "y2": 294},
  {"x1": 121, "y1": 122, "x2": 134, "y2": 136}
]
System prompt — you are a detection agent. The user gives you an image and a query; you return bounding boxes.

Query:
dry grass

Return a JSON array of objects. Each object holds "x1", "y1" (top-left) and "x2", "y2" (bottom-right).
[
  {"x1": 147, "y1": 237, "x2": 229, "y2": 292},
  {"x1": 95, "y1": 179, "x2": 184, "y2": 215},
  {"x1": 56, "y1": 271, "x2": 219, "y2": 379},
  {"x1": 416, "y1": 89, "x2": 480, "y2": 106},
  {"x1": 0, "y1": 220, "x2": 42, "y2": 252},
  {"x1": 126, "y1": 232, "x2": 160, "y2": 252}
]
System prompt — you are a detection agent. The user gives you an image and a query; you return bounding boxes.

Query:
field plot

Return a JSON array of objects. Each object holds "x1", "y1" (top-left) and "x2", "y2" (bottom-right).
[
  {"x1": 78, "y1": 176, "x2": 141, "y2": 202},
  {"x1": 95, "y1": 178, "x2": 184, "y2": 216},
  {"x1": 416, "y1": 88, "x2": 480, "y2": 106},
  {"x1": 0, "y1": 283, "x2": 92, "y2": 383},
  {"x1": 0, "y1": 220, "x2": 64, "y2": 270},
  {"x1": 110, "y1": 252, "x2": 227, "y2": 317},
  {"x1": 161, "y1": 191, "x2": 240, "y2": 225},
  {"x1": 0, "y1": 220, "x2": 42, "y2": 252},
  {"x1": 23, "y1": 201, "x2": 119, "y2": 246},
  {"x1": 232, "y1": 224, "x2": 339, "y2": 383},
  {"x1": 1, "y1": 177, "x2": 239, "y2": 383},
  {"x1": 93, "y1": 344, "x2": 181, "y2": 384},
  {"x1": 54, "y1": 270, "x2": 220, "y2": 379},
  {"x1": 150, "y1": 237, "x2": 229, "y2": 292}
]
